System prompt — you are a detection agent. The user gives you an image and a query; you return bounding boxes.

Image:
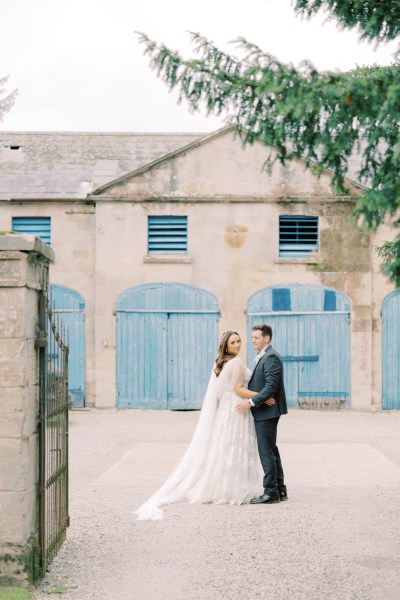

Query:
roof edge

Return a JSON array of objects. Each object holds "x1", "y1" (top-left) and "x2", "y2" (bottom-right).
[
  {"x1": 0, "y1": 130, "x2": 207, "y2": 137},
  {"x1": 91, "y1": 125, "x2": 237, "y2": 196}
]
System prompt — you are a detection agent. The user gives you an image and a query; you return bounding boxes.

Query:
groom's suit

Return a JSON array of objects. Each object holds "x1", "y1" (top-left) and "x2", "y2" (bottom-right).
[{"x1": 247, "y1": 345, "x2": 287, "y2": 496}]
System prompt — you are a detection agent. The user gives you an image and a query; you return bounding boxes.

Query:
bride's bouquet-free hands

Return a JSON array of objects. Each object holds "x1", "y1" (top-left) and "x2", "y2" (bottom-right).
[
  {"x1": 234, "y1": 382, "x2": 276, "y2": 412},
  {"x1": 233, "y1": 380, "x2": 276, "y2": 406}
]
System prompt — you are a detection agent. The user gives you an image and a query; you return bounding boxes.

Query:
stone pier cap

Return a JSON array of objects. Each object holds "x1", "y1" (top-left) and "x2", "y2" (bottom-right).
[{"x1": 0, "y1": 233, "x2": 54, "y2": 262}]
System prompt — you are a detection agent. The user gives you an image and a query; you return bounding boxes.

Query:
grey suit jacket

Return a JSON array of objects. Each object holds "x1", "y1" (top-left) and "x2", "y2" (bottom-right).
[{"x1": 248, "y1": 345, "x2": 288, "y2": 421}]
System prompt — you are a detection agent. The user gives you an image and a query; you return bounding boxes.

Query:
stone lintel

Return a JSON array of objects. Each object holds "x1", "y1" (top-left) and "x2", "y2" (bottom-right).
[
  {"x1": 0, "y1": 386, "x2": 37, "y2": 438},
  {"x1": 0, "y1": 233, "x2": 54, "y2": 262},
  {"x1": 0, "y1": 287, "x2": 38, "y2": 338},
  {"x1": 0, "y1": 339, "x2": 37, "y2": 387},
  {"x1": 0, "y1": 250, "x2": 50, "y2": 291},
  {"x1": 0, "y1": 437, "x2": 38, "y2": 491}
]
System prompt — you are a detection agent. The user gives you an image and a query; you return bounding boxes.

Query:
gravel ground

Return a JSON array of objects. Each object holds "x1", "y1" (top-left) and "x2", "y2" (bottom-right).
[{"x1": 32, "y1": 408, "x2": 400, "y2": 600}]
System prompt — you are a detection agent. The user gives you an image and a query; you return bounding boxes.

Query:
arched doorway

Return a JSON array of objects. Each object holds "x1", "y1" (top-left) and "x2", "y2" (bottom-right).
[
  {"x1": 116, "y1": 283, "x2": 220, "y2": 409},
  {"x1": 382, "y1": 291, "x2": 400, "y2": 410},
  {"x1": 50, "y1": 284, "x2": 86, "y2": 407},
  {"x1": 247, "y1": 284, "x2": 351, "y2": 409}
]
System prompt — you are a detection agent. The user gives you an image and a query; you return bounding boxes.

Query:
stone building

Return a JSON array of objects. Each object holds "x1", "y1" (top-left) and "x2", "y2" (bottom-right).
[{"x1": 1, "y1": 126, "x2": 399, "y2": 411}]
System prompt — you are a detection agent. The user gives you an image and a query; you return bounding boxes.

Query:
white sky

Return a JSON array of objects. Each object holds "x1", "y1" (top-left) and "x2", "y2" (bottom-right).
[{"x1": 1, "y1": 0, "x2": 398, "y2": 132}]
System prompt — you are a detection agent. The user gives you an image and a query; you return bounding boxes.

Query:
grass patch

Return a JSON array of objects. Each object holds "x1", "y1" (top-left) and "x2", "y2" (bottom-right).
[
  {"x1": 0, "y1": 588, "x2": 33, "y2": 600},
  {"x1": 46, "y1": 585, "x2": 69, "y2": 595}
]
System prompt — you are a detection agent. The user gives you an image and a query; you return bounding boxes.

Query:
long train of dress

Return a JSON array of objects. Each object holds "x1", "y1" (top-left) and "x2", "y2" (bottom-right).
[{"x1": 134, "y1": 356, "x2": 262, "y2": 520}]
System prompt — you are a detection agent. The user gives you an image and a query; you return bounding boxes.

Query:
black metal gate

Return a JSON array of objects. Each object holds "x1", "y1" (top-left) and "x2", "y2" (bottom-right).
[{"x1": 37, "y1": 292, "x2": 70, "y2": 575}]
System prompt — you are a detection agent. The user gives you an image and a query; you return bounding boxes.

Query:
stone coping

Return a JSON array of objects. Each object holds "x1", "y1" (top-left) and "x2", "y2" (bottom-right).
[{"x1": 0, "y1": 233, "x2": 54, "y2": 262}]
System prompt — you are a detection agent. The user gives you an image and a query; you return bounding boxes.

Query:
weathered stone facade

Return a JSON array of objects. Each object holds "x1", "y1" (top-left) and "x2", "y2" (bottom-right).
[{"x1": 0, "y1": 127, "x2": 397, "y2": 411}]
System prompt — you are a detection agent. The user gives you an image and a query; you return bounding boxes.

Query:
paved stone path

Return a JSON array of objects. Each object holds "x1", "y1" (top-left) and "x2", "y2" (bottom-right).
[{"x1": 33, "y1": 409, "x2": 400, "y2": 600}]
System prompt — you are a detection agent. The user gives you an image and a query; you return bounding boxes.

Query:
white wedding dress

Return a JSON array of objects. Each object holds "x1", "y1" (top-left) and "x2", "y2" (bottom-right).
[{"x1": 134, "y1": 356, "x2": 262, "y2": 520}]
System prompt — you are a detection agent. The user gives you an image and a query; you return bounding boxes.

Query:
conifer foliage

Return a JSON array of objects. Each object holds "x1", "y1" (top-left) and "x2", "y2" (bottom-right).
[{"x1": 137, "y1": 2, "x2": 400, "y2": 285}]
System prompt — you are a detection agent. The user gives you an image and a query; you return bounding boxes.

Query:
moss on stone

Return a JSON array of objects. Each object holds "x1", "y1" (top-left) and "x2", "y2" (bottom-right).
[{"x1": 0, "y1": 537, "x2": 42, "y2": 587}]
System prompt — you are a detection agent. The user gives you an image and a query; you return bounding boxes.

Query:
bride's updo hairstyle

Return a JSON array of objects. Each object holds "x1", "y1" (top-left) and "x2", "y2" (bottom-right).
[{"x1": 214, "y1": 330, "x2": 240, "y2": 377}]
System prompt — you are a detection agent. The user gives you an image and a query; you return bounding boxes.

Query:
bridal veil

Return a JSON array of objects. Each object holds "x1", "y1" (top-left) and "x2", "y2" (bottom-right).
[{"x1": 134, "y1": 368, "x2": 220, "y2": 520}]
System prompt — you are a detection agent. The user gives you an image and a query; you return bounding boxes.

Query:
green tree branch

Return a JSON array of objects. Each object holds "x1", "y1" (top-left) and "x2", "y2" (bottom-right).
[{"x1": 136, "y1": 21, "x2": 400, "y2": 286}]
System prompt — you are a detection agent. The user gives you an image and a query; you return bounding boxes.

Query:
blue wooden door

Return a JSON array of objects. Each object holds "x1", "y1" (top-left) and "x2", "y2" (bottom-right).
[
  {"x1": 247, "y1": 285, "x2": 351, "y2": 408},
  {"x1": 116, "y1": 310, "x2": 168, "y2": 408},
  {"x1": 382, "y1": 291, "x2": 400, "y2": 410},
  {"x1": 50, "y1": 285, "x2": 86, "y2": 407},
  {"x1": 116, "y1": 283, "x2": 219, "y2": 409}
]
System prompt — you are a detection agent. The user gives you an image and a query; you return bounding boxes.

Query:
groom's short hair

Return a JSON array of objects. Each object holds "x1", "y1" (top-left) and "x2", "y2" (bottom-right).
[{"x1": 252, "y1": 324, "x2": 272, "y2": 340}]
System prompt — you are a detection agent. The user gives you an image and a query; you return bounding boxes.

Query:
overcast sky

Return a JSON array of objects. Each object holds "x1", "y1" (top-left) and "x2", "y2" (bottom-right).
[{"x1": 1, "y1": 0, "x2": 398, "y2": 133}]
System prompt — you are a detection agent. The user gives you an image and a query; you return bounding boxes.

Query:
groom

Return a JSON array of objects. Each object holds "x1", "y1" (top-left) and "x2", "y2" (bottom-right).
[{"x1": 236, "y1": 324, "x2": 288, "y2": 504}]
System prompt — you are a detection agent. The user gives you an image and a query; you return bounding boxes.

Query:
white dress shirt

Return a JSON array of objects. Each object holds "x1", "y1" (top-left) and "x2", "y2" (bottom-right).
[{"x1": 248, "y1": 344, "x2": 270, "y2": 406}]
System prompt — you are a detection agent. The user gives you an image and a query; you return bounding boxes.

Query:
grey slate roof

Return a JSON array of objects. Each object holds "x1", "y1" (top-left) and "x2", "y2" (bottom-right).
[
  {"x1": 0, "y1": 129, "x2": 366, "y2": 201},
  {"x1": 0, "y1": 131, "x2": 203, "y2": 200}
]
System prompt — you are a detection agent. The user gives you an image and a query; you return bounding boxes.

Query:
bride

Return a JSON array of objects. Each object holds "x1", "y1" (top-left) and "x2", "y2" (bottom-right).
[{"x1": 134, "y1": 330, "x2": 275, "y2": 520}]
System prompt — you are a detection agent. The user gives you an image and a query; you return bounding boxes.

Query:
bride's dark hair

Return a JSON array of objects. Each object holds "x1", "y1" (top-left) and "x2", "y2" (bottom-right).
[{"x1": 214, "y1": 330, "x2": 240, "y2": 377}]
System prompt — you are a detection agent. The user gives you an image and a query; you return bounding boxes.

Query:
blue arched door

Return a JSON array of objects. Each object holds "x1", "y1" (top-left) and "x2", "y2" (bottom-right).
[
  {"x1": 382, "y1": 291, "x2": 400, "y2": 410},
  {"x1": 50, "y1": 284, "x2": 86, "y2": 407},
  {"x1": 116, "y1": 283, "x2": 220, "y2": 409},
  {"x1": 247, "y1": 284, "x2": 351, "y2": 409}
]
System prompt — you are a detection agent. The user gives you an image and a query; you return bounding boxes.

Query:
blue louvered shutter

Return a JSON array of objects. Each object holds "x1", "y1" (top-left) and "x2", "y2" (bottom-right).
[
  {"x1": 279, "y1": 216, "x2": 318, "y2": 258},
  {"x1": 12, "y1": 216, "x2": 51, "y2": 245},
  {"x1": 148, "y1": 216, "x2": 187, "y2": 254}
]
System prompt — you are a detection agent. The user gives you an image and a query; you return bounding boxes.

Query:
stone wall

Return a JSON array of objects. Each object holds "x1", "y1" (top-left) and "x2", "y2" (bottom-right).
[
  {"x1": 0, "y1": 202, "x2": 95, "y2": 405},
  {"x1": 1, "y1": 129, "x2": 397, "y2": 410},
  {"x1": 0, "y1": 234, "x2": 54, "y2": 585}
]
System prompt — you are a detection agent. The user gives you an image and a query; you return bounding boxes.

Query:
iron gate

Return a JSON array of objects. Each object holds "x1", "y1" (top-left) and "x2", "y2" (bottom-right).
[{"x1": 37, "y1": 292, "x2": 70, "y2": 575}]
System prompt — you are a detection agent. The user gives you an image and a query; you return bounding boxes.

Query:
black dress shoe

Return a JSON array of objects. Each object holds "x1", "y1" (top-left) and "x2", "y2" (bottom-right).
[
  {"x1": 250, "y1": 493, "x2": 280, "y2": 504},
  {"x1": 279, "y1": 490, "x2": 288, "y2": 501}
]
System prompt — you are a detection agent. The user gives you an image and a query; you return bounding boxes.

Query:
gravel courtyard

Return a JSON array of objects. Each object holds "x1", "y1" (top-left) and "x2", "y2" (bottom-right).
[{"x1": 32, "y1": 408, "x2": 400, "y2": 600}]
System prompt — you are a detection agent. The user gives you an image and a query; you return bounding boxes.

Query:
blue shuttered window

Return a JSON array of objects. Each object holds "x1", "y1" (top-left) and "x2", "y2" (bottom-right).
[
  {"x1": 12, "y1": 217, "x2": 51, "y2": 244},
  {"x1": 279, "y1": 216, "x2": 318, "y2": 258},
  {"x1": 148, "y1": 216, "x2": 187, "y2": 254}
]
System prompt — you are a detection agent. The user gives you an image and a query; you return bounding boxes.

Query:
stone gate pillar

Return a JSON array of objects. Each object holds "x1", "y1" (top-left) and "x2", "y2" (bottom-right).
[{"x1": 0, "y1": 234, "x2": 54, "y2": 585}]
